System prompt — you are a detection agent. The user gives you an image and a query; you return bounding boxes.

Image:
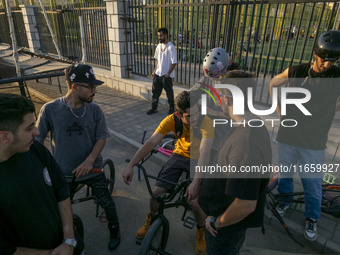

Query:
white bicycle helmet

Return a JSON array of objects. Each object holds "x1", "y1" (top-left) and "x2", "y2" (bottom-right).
[{"x1": 203, "y1": 47, "x2": 229, "y2": 78}]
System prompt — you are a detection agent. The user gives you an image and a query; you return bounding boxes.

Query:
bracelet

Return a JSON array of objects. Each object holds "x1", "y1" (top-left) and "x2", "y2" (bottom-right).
[{"x1": 210, "y1": 217, "x2": 217, "y2": 230}]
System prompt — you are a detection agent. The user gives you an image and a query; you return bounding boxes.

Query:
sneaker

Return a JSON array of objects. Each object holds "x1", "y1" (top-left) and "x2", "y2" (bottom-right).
[
  {"x1": 168, "y1": 108, "x2": 175, "y2": 114},
  {"x1": 275, "y1": 202, "x2": 289, "y2": 217},
  {"x1": 304, "y1": 218, "x2": 317, "y2": 241},
  {"x1": 195, "y1": 226, "x2": 206, "y2": 255},
  {"x1": 108, "y1": 223, "x2": 121, "y2": 250},
  {"x1": 136, "y1": 213, "x2": 152, "y2": 239},
  {"x1": 146, "y1": 109, "x2": 157, "y2": 115}
]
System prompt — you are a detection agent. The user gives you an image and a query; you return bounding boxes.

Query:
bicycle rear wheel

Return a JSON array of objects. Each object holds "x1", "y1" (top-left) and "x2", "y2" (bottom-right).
[
  {"x1": 138, "y1": 217, "x2": 169, "y2": 255},
  {"x1": 103, "y1": 158, "x2": 115, "y2": 195}
]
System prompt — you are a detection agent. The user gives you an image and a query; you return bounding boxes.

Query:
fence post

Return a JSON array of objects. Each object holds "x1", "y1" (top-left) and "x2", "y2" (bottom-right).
[
  {"x1": 20, "y1": 5, "x2": 41, "y2": 53},
  {"x1": 105, "y1": 0, "x2": 134, "y2": 78}
]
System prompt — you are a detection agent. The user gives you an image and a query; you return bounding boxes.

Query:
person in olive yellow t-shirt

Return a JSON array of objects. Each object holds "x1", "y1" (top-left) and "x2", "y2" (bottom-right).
[{"x1": 123, "y1": 91, "x2": 214, "y2": 255}]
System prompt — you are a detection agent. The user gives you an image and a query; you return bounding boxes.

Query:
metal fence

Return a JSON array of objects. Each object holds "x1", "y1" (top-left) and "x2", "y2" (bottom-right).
[
  {"x1": 37, "y1": 1, "x2": 110, "y2": 67},
  {"x1": 129, "y1": 0, "x2": 339, "y2": 91},
  {"x1": 0, "y1": 7, "x2": 29, "y2": 48}
]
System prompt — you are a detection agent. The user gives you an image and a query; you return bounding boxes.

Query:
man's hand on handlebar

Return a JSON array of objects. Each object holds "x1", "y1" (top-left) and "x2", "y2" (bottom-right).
[
  {"x1": 185, "y1": 178, "x2": 201, "y2": 202},
  {"x1": 123, "y1": 165, "x2": 134, "y2": 185},
  {"x1": 72, "y1": 159, "x2": 93, "y2": 178}
]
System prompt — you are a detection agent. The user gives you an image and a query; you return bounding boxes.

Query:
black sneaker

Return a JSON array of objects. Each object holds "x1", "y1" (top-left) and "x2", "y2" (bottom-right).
[
  {"x1": 304, "y1": 218, "x2": 317, "y2": 241},
  {"x1": 108, "y1": 224, "x2": 121, "y2": 250},
  {"x1": 146, "y1": 109, "x2": 157, "y2": 115},
  {"x1": 168, "y1": 108, "x2": 175, "y2": 114}
]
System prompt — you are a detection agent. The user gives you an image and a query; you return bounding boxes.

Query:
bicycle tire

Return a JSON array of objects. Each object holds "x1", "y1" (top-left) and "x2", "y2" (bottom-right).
[
  {"x1": 138, "y1": 217, "x2": 169, "y2": 255},
  {"x1": 73, "y1": 214, "x2": 84, "y2": 240},
  {"x1": 103, "y1": 158, "x2": 115, "y2": 195}
]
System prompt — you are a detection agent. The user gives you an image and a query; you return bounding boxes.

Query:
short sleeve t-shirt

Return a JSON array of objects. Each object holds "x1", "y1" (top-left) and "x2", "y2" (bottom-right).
[
  {"x1": 155, "y1": 113, "x2": 214, "y2": 159},
  {"x1": 276, "y1": 63, "x2": 340, "y2": 149},
  {"x1": 154, "y1": 42, "x2": 177, "y2": 78},
  {"x1": 36, "y1": 97, "x2": 110, "y2": 180},
  {"x1": 198, "y1": 124, "x2": 271, "y2": 230},
  {"x1": 0, "y1": 142, "x2": 69, "y2": 253}
]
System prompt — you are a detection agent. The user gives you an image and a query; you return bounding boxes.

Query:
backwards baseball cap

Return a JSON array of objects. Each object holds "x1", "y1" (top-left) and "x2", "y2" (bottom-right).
[{"x1": 65, "y1": 64, "x2": 104, "y2": 85}]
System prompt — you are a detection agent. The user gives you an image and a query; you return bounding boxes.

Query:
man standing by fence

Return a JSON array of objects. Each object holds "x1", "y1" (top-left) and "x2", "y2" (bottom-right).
[
  {"x1": 269, "y1": 30, "x2": 340, "y2": 241},
  {"x1": 147, "y1": 28, "x2": 177, "y2": 115}
]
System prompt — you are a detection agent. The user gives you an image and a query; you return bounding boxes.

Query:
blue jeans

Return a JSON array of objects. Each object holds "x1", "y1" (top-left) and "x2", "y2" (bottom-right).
[{"x1": 278, "y1": 142, "x2": 324, "y2": 220}]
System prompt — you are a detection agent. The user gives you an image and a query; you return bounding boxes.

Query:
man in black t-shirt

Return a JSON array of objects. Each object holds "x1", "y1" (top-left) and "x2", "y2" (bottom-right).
[
  {"x1": 198, "y1": 71, "x2": 272, "y2": 255},
  {"x1": 0, "y1": 94, "x2": 83, "y2": 255},
  {"x1": 269, "y1": 30, "x2": 340, "y2": 241}
]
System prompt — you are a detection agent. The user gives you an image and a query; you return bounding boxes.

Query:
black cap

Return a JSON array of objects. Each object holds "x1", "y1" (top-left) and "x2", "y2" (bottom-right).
[{"x1": 65, "y1": 64, "x2": 104, "y2": 85}]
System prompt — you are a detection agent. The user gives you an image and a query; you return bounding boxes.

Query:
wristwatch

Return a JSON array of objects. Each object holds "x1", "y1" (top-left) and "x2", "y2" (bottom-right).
[
  {"x1": 63, "y1": 238, "x2": 77, "y2": 248},
  {"x1": 210, "y1": 216, "x2": 217, "y2": 230}
]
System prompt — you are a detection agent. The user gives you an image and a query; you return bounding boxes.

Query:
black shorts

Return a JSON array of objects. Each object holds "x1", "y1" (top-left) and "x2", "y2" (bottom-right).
[{"x1": 155, "y1": 153, "x2": 190, "y2": 191}]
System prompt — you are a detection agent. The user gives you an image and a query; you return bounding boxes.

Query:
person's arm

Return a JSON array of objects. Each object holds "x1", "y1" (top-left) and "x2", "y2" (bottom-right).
[
  {"x1": 123, "y1": 132, "x2": 164, "y2": 185},
  {"x1": 49, "y1": 198, "x2": 74, "y2": 255},
  {"x1": 151, "y1": 60, "x2": 158, "y2": 77},
  {"x1": 269, "y1": 67, "x2": 289, "y2": 119},
  {"x1": 205, "y1": 198, "x2": 257, "y2": 237},
  {"x1": 164, "y1": 63, "x2": 177, "y2": 78},
  {"x1": 186, "y1": 137, "x2": 213, "y2": 201},
  {"x1": 36, "y1": 105, "x2": 51, "y2": 145},
  {"x1": 72, "y1": 139, "x2": 106, "y2": 178}
]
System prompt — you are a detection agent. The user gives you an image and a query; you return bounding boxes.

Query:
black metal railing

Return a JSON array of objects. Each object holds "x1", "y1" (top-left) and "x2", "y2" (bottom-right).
[{"x1": 129, "y1": 0, "x2": 339, "y2": 105}]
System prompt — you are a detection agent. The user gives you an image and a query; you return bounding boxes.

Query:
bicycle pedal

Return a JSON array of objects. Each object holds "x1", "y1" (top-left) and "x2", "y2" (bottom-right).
[
  {"x1": 183, "y1": 216, "x2": 196, "y2": 229},
  {"x1": 98, "y1": 212, "x2": 107, "y2": 223}
]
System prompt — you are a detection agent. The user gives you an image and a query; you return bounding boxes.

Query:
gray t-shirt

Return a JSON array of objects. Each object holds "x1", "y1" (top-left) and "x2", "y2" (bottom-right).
[{"x1": 36, "y1": 97, "x2": 109, "y2": 181}]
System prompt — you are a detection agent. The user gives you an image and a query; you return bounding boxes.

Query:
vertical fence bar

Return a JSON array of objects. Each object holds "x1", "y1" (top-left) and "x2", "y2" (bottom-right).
[{"x1": 308, "y1": 3, "x2": 326, "y2": 64}]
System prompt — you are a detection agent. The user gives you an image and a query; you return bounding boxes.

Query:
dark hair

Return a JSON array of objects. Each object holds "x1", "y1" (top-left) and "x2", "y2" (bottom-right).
[
  {"x1": 0, "y1": 93, "x2": 35, "y2": 133},
  {"x1": 220, "y1": 70, "x2": 255, "y2": 111},
  {"x1": 227, "y1": 62, "x2": 241, "y2": 71},
  {"x1": 157, "y1": 28, "x2": 168, "y2": 35},
  {"x1": 175, "y1": 91, "x2": 190, "y2": 115}
]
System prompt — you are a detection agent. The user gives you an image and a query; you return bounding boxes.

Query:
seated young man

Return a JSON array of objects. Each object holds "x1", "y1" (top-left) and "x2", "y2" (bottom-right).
[
  {"x1": 0, "y1": 93, "x2": 84, "y2": 255},
  {"x1": 123, "y1": 91, "x2": 214, "y2": 255}
]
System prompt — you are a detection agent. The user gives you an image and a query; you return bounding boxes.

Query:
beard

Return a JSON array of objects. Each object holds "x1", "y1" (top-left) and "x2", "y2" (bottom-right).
[{"x1": 79, "y1": 94, "x2": 94, "y2": 103}]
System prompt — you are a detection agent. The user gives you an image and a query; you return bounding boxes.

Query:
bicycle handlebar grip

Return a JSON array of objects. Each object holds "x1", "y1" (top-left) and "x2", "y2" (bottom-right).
[{"x1": 90, "y1": 168, "x2": 102, "y2": 173}]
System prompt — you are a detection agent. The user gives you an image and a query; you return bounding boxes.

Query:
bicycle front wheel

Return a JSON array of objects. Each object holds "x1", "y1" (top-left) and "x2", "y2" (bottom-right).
[
  {"x1": 103, "y1": 158, "x2": 115, "y2": 195},
  {"x1": 138, "y1": 217, "x2": 169, "y2": 255}
]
